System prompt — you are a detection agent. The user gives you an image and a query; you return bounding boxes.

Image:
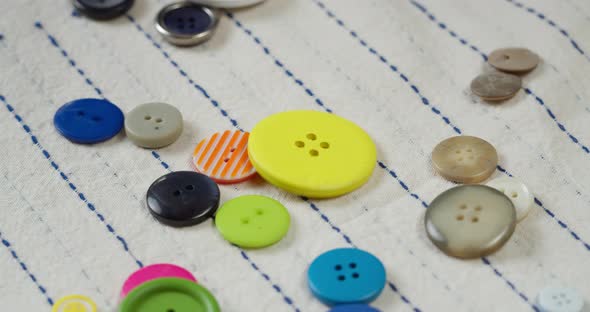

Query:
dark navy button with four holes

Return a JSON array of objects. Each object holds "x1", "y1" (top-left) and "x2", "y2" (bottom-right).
[
  {"x1": 54, "y1": 98, "x2": 124, "y2": 144},
  {"x1": 73, "y1": 0, "x2": 134, "y2": 20},
  {"x1": 147, "y1": 171, "x2": 220, "y2": 227},
  {"x1": 308, "y1": 248, "x2": 386, "y2": 306},
  {"x1": 155, "y1": 2, "x2": 219, "y2": 46},
  {"x1": 329, "y1": 304, "x2": 381, "y2": 312}
]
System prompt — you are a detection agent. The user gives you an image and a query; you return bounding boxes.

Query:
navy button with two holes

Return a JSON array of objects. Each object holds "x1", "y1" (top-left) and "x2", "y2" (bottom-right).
[
  {"x1": 54, "y1": 98, "x2": 124, "y2": 144},
  {"x1": 155, "y1": 2, "x2": 219, "y2": 46},
  {"x1": 308, "y1": 248, "x2": 386, "y2": 306},
  {"x1": 146, "y1": 171, "x2": 220, "y2": 227},
  {"x1": 73, "y1": 0, "x2": 134, "y2": 20}
]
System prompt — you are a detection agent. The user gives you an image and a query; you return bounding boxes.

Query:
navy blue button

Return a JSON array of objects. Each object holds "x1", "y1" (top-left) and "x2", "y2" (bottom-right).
[
  {"x1": 308, "y1": 248, "x2": 386, "y2": 306},
  {"x1": 73, "y1": 0, "x2": 134, "y2": 20},
  {"x1": 146, "y1": 171, "x2": 220, "y2": 227},
  {"x1": 329, "y1": 304, "x2": 381, "y2": 312},
  {"x1": 54, "y1": 98, "x2": 124, "y2": 144},
  {"x1": 155, "y1": 2, "x2": 219, "y2": 46}
]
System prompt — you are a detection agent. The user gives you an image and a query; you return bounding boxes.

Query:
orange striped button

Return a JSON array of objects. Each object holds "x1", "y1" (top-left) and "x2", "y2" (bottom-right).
[{"x1": 192, "y1": 130, "x2": 256, "y2": 184}]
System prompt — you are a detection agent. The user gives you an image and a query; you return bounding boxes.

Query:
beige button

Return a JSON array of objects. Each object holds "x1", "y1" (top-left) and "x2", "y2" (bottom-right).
[
  {"x1": 488, "y1": 47, "x2": 539, "y2": 73},
  {"x1": 432, "y1": 136, "x2": 498, "y2": 184},
  {"x1": 470, "y1": 72, "x2": 522, "y2": 101},
  {"x1": 425, "y1": 185, "x2": 516, "y2": 259}
]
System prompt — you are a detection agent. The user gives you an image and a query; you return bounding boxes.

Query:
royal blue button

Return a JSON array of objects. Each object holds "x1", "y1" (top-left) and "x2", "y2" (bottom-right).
[
  {"x1": 73, "y1": 0, "x2": 134, "y2": 20},
  {"x1": 308, "y1": 248, "x2": 386, "y2": 306},
  {"x1": 328, "y1": 304, "x2": 381, "y2": 312},
  {"x1": 54, "y1": 98, "x2": 124, "y2": 144}
]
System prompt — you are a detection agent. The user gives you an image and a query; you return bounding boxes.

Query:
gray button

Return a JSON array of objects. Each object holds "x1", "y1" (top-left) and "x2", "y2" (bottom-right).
[
  {"x1": 425, "y1": 185, "x2": 516, "y2": 259},
  {"x1": 471, "y1": 72, "x2": 522, "y2": 101},
  {"x1": 488, "y1": 47, "x2": 540, "y2": 73},
  {"x1": 125, "y1": 102, "x2": 183, "y2": 148},
  {"x1": 155, "y1": 2, "x2": 219, "y2": 46}
]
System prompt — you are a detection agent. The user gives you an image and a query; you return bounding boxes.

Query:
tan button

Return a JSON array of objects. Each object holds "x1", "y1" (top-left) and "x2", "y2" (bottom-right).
[
  {"x1": 432, "y1": 136, "x2": 498, "y2": 184},
  {"x1": 488, "y1": 47, "x2": 539, "y2": 73},
  {"x1": 425, "y1": 185, "x2": 516, "y2": 259},
  {"x1": 470, "y1": 72, "x2": 521, "y2": 101}
]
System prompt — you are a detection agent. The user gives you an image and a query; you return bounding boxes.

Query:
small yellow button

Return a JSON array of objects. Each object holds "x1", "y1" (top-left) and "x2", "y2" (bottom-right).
[
  {"x1": 248, "y1": 110, "x2": 376, "y2": 198},
  {"x1": 52, "y1": 295, "x2": 96, "y2": 312}
]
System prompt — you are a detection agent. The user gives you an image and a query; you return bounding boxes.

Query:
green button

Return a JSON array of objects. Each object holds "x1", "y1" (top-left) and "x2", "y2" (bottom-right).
[
  {"x1": 215, "y1": 195, "x2": 290, "y2": 248},
  {"x1": 119, "y1": 278, "x2": 220, "y2": 312}
]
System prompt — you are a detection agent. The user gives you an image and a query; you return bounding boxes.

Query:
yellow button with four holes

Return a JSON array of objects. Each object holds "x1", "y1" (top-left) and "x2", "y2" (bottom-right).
[{"x1": 248, "y1": 110, "x2": 376, "y2": 198}]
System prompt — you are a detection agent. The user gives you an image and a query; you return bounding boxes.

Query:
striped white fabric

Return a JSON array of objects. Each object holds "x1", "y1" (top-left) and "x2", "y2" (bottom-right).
[{"x1": 0, "y1": 0, "x2": 589, "y2": 311}]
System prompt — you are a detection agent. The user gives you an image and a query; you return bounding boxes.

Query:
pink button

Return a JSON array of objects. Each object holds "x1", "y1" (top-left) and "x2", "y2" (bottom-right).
[{"x1": 120, "y1": 263, "x2": 197, "y2": 298}]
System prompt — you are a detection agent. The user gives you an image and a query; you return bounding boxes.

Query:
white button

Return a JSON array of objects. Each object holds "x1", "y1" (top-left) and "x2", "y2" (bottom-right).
[
  {"x1": 486, "y1": 177, "x2": 533, "y2": 222},
  {"x1": 537, "y1": 286, "x2": 584, "y2": 312}
]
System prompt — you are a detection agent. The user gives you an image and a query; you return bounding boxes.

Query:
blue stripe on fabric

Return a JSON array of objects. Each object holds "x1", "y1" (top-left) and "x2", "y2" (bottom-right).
[
  {"x1": 0, "y1": 231, "x2": 54, "y2": 305},
  {"x1": 35, "y1": 21, "x2": 171, "y2": 171},
  {"x1": 225, "y1": 12, "x2": 333, "y2": 113},
  {"x1": 311, "y1": 0, "x2": 462, "y2": 134},
  {"x1": 240, "y1": 250, "x2": 302, "y2": 311},
  {"x1": 124, "y1": 14, "x2": 242, "y2": 130},
  {"x1": 504, "y1": 0, "x2": 589, "y2": 61},
  {"x1": 0, "y1": 94, "x2": 143, "y2": 268},
  {"x1": 409, "y1": 1, "x2": 590, "y2": 157},
  {"x1": 58, "y1": 17, "x2": 298, "y2": 310},
  {"x1": 409, "y1": 0, "x2": 590, "y2": 254}
]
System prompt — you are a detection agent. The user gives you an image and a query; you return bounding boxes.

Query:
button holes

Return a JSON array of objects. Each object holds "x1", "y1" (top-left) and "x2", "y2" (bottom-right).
[
  {"x1": 185, "y1": 185, "x2": 194, "y2": 191},
  {"x1": 144, "y1": 115, "x2": 151, "y2": 120},
  {"x1": 224, "y1": 158, "x2": 229, "y2": 163},
  {"x1": 230, "y1": 147, "x2": 236, "y2": 152},
  {"x1": 459, "y1": 204, "x2": 467, "y2": 210},
  {"x1": 511, "y1": 192, "x2": 518, "y2": 198},
  {"x1": 309, "y1": 149, "x2": 319, "y2": 157},
  {"x1": 471, "y1": 217, "x2": 479, "y2": 223},
  {"x1": 320, "y1": 142, "x2": 330, "y2": 149},
  {"x1": 503, "y1": 54, "x2": 510, "y2": 60},
  {"x1": 256, "y1": 209, "x2": 264, "y2": 215},
  {"x1": 337, "y1": 275, "x2": 345, "y2": 281},
  {"x1": 467, "y1": 149, "x2": 472, "y2": 152},
  {"x1": 334, "y1": 265, "x2": 342, "y2": 271},
  {"x1": 475, "y1": 206, "x2": 482, "y2": 211},
  {"x1": 552, "y1": 295, "x2": 558, "y2": 300},
  {"x1": 349, "y1": 262, "x2": 357, "y2": 269},
  {"x1": 77, "y1": 111, "x2": 85, "y2": 116},
  {"x1": 167, "y1": 309, "x2": 175, "y2": 312},
  {"x1": 91, "y1": 116, "x2": 102, "y2": 122},
  {"x1": 241, "y1": 218, "x2": 250, "y2": 224},
  {"x1": 189, "y1": 17, "x2": 195, "y2": 22},
  {"x1": 155, "y1": 118, "x2": 163, "y2": 123},
  {"x1": 455, "y1": 150, "x2": 461, "y2": 154},
  {"x1": 173, "y1": 190, "x2": 181, "y2": 197},
  {"x1": 352, "y1": 273, "x2": 359, "y2": 279},
  {"x1": 306, "y1": 133, "x2": 317, "y2": 141},
  {"x1": 456, "y1": 215, "x2": 464, "y2": 221},
  {"x1": 155, "y1": 127, "x2": 160, "y2": 130},
  {"x1": 559, "y1": 293, "x2": 566, "y2": 298},
  {"x1": 295, "y1": 141, "x2": 304, "y2": 148}
]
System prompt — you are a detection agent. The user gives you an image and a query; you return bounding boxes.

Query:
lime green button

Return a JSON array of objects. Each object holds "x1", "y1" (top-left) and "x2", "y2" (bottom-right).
[
  {"x1": 119, "y1": 278, "x2": 220, "y2": 312},
  {"x1": 215, "y1": 195, "x2": 290, "y2": 248}
]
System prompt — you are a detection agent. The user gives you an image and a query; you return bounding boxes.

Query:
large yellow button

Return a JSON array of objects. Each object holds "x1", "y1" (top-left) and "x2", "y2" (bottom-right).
[{"x1": 248, "y1": 110, "x2": 376, "y2": 198}]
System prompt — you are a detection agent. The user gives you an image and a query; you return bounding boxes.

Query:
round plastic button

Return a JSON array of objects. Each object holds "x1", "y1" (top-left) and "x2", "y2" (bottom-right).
[
  {"x1": 248, "y1": 110, "x2": 376, "y2": 198},
  {"x1": 120, "y1": 278, "x2": 220, "y2": 312},
  {"x1": 155, "y1": 2, "x2": 219, "y2": 46},
  {"x1": 329, "y1": 304, "x2": 381, "y2": 312},
  {"x1": 431, "y1": 135, "x2": 498, "y2": 184},
  {"x1": 146, "y1": 171, "x2": 220, "y2": 227},
  {"x1": 125, "y1": 102, "x2": 183, "y2": 148},
  {"x1": 192, "y1": 130, "x2": 256, "y2": 184},
  {"x1": 308, "y1": 248, "x2": 386, "y2": 306},
  {"x1": 73, "y1": 0, "x2": 134, "y2": 20},
  {"x1": 425, "y1": 185, "x2": 516, "y2": 259},
  {"x1": 215, "y1": 195, "x2": 290, "y2": 248},
  {"x1": 488, "y1": 47, "x2": 540, "y2": 73},
  {"x1": 54, "y1": 98, "x2": 124, "y2": 144},
  {"x1": 486, "y1": 177, "x2": 533, "y2": 222},
  {"x1": 121, "y1": 263, "x2": 197, "y2": 298},
  {"x1": 193, "y1": 0, "x2": 265, "y2": 9},
  {"x1": 470, "y1": 72, "x2": 522, "y2": 101},
  {"x1": 537, "y1": 286, "x2": 584, "y2": 312},
  {"x1": 52, "y1": 294, "x2": 96, "y2": 312}
]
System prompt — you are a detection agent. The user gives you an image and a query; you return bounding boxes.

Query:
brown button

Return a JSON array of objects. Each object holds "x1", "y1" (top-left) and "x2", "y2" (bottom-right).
[
  {"x1": 431, "y1": 136, "x2": 498, "y2": 184},
  {"x1": 425, "y1": 185, "x2": 516, "y2": 259},
  {"x1": 470, "y1": 72, "x2": 522, "y2": 101},
  {"x1": 488, "y1": 47, "x2": 539, "y2": 73}
]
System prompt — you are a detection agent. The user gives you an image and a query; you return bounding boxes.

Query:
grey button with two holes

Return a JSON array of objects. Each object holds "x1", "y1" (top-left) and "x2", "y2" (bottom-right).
[
  {"x1": 425, "y1": 185, "x2": 516, "y2": 259},
  {"x1": 125, "y1": 102, "x2": 183, "y2": 148},
  {"x1": 155, "y1": 2, "x2": 220, "y2": 46}
]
